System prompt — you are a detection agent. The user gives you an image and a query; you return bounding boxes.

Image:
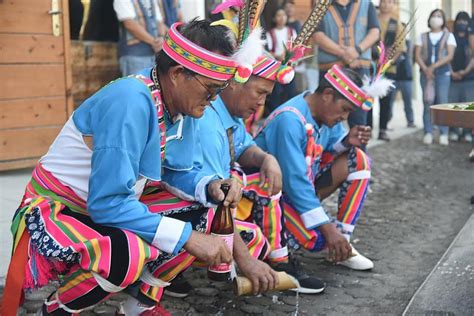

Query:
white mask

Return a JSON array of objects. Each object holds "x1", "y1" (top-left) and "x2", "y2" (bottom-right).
[{"x1": 429, "y1": 16, "x2": 444, "y2": 29}]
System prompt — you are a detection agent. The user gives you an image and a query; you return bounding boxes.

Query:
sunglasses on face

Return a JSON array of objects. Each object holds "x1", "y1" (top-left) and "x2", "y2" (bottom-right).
[{"x1": 193, "y1": 75, "x2": 229, "y2": 101}]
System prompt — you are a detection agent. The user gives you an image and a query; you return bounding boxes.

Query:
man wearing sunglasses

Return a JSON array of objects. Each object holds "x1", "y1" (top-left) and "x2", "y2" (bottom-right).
[
  {"x1": 3, "y1": 20, "x2": 273, "y2": 316},
  {"x1": 193, "y1": 74, "x2": 230, "y2": 102}
]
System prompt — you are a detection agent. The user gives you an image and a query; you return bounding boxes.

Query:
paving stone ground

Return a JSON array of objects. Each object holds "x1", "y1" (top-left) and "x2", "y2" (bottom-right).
[{"x1": 2, "y1": 131, "x2": 473, "y2": 315}]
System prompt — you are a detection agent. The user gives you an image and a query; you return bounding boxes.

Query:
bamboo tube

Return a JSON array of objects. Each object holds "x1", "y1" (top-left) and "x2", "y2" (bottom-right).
[{"x1": 233, "y1": 271, "x2": 299, "y2": 296}]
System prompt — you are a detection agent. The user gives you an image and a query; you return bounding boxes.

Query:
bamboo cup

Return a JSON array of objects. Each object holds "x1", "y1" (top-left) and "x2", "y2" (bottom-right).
[{"x1": 233, "y1": 271, "x2": 299, "y2": 296}]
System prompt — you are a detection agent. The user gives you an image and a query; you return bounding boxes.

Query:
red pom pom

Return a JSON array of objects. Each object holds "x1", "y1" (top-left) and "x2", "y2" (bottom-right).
[{"x1": 234, "y1": 65, "x2": 253, "y2": 83}]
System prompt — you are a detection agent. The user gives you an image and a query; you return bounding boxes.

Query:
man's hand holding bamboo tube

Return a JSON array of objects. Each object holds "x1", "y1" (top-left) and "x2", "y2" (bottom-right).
[{"x1": 233, "y1": 232, "x2": 279, "y2": 295}]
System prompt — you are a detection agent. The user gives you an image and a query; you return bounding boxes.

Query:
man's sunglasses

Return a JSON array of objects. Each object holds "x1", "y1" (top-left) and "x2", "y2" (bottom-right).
[{"x1": 193, "y1": 75, "x2": 230, "y2": 101}]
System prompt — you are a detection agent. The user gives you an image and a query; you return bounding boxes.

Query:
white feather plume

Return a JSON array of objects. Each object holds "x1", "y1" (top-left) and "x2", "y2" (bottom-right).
[
  {"x1": 362, "y1": 76, "x2": 395, "y2": 99},
  {"x1": 232, "y1": 27, "x2": 264, "y2": 67}
]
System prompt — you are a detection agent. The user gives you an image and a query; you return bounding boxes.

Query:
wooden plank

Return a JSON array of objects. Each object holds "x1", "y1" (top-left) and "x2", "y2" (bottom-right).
[
  {"x1": 0, "y1": 34, "x2": 64, "y2": 64},
  {"x1": 71, "y1": 41, "x2": 120, "y2": 107},
  {"x1": 0, "y1": 127, "x2": 61, "y2": 161},
  {"x1": 72, "y1": 67, "x2": 118, "y2": 105},
  {"x1": 0, "y1": 97, "x2": 67, "y2": 129},
  {"x1": 0, "y1": 65, "x2": 65, "y2": 99},
  {"x1": 62, "y1": 0, "x2": 74, "y2": 117},
  {"x1": 0, "y1": 158, "x2": 38, "y2": 172},
  {"x1": 0, "y1": 0, "x2": 53, "y2": 34}
]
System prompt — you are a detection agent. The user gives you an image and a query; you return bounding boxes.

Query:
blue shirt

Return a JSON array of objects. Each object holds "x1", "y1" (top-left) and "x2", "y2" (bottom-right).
[
  {"x1": 199, "y1": 96, "x2": 255, "y2": 178},
  {"x1": 72, "y1": 68, "x2": 216, "y2": 255},
  {"x1": 199, "y1": 97, "x2": 255, "y2": 178},
  {"x1": 254, "y1": 92, "x2": 347, "y2": 229}
]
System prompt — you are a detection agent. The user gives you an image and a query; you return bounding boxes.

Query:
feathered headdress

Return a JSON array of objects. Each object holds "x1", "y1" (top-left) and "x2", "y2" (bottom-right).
[
  {"x1": 325, "y1": 39, "x2": 403, "y2": 111},
  {"x1": 211, "y1": 0, "x2": 265, "y2": 83},
  {"x1": 212, "y1": 0, "x2": 331, "y2": 85},
  {"x1": 283, "y1": 0, "x2": 331, "y2": 66},
  {"x1": 360, "y1": 11, "x2": 417, "y2": 110}
]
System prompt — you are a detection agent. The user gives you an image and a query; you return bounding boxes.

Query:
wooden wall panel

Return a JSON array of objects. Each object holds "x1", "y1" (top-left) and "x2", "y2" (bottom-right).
[
  {"x1": 71, "y1": 41, "x2": 120, "y2": 107},
  {"x1": 0, "y1": 127, "x2": 61, "y2": 161},
  {"x1": 0, "y1": 34, "x2": 64, "y2": 64},
  {"x1": 0, "y1": 65, "x2": 66, "y2": 99},
  {"x1": 0, "y1": 0, "x2": 71, "y2": 170},
  {"x1": 0, "y1": 158, "x2": 38, "y2": 172},
  {"x1": 0, "y1": 97, "x2": 67, "y2": 129},
  {"x1": 62, "y1": 0, "x2": 74, "y2": 117},
  {"x1": 0, "y1": 0, "x2": 53, "y2": 34}
]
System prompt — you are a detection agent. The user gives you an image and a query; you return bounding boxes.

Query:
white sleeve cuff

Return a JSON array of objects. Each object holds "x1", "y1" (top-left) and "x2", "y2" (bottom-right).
[
  {"x1": 152, "y1": 217, "x2": 186, "y2": 254},
  {"x1": 300, "y1": 207, "x2": 330, "y2": 230},
  {"x1": 333, "y1": 141, "x2": 349, "y2": 153},
  {"x1": 195, "y1": 174, "x2": 220, "y2": 208},
  {"x1": 333, "y1": 133, "x2": 349, "y2": 153}
]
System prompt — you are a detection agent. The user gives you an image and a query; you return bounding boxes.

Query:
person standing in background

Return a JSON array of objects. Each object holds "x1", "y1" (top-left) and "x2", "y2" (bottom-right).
[
  {"x1": 114, "y1": 0, "x2": 167, "y2": 76},
  {"x1": 392, "y1": 23, "x2": 416, "y2": 129},
  {"x1": 160, "y1": 0, "x2": 183, "y2": 27},
  {"x1": 448, "y1": 11, "x2": 474, "y2": 144},
  {"x1": 313, "y1": 0, "x2": 380, "y2": 135},
  {"x1": 415, "y1": 9, "x2": 456, "y2": 146},
  {"x1": 284, "y1": 0, "x2": 306, "y2": 94},
  {"x1": 266, "y1": 8, "x2": 298, "y2": 111},
  {"x1": 284, "y1": 0, "x2": 302, "y2": 34},
  {"x1": 368, "y1": 0, "x2": 405, "y2": 141}
]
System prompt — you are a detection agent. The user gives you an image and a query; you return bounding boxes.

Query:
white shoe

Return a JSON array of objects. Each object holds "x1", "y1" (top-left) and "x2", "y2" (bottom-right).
[
  {"x1": 337, "y1": 246, "x2": 374, "y2": 271},
  {"x1": 464, "y1": 134, "x2": 472, "y2": 143},
  {"x1": 423, "y1": 133, "x2": 433, "y2": 145},
  {"x1": 449, "y1": 132, "x2": 459, "y2": 142},
  {"x1": 469, "y1": 149, "x2": 474, "y2": 162},
  {"x1": 439, "y1": 134, "x2": 449, "y2": 146}
]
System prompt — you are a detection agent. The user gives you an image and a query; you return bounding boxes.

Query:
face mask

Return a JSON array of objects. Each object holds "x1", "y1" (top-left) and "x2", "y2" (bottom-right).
[
  {"x1": 454, "y1": 22, "x2": 468, "y2": 33},
  {"x1": 429, "y1": 16, "x2": 443, "y2": 29}
]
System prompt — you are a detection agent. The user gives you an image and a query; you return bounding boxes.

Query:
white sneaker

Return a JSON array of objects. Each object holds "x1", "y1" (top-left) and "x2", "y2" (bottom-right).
[
  {"x1": 469, "y1": 149, "x2": 474, "y2": 162},
  {"x1": 337, "y1": 246, "x2": 374, "y2": 271},
  {"x1": 449, "y1": 132, "x2": 459, "y2": 142},
  {"x1": 423, "y1": 133, "x2": 433, "y2": 145},
  {"x1": 464, "y1": 134, "x2": 472, "y2": 143},
  {"x1": 439, "y1": 134, "x2": 449, "y2": 146}
]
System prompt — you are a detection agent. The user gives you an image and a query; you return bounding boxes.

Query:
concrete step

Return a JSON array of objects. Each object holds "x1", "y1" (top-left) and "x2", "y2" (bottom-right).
[{"x1": 403, "y1": 213, "x2": 474, "y2": 315}]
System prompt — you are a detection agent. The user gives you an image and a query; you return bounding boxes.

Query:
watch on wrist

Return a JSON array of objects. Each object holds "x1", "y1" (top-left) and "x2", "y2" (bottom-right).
[{"x1": 355, "y1": 45, "x2": 362, "y2": 55}]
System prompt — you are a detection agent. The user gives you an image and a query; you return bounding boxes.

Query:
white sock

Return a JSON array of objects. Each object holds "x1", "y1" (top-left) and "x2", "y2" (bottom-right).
[{"x1": 121, "y1": 296, "x2": 155, "y2": 316}]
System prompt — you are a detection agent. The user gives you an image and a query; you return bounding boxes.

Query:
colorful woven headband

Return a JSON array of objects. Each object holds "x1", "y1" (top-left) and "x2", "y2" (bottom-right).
[
  {"x1": 324, "y1": 64, "x2": 372, "y2": 111},
  {"x1": 252, "y1": 55, "x2": 294, "y2": 85},
  {"x1": 163, "y1": 22, "x2": 237, "y2": 81}
]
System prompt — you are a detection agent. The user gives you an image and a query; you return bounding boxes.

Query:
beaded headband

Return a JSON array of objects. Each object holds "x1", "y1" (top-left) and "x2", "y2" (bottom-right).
[
  {"x1": 162, "y1": 22, "x2": 237, "y2": 81},
  {"x1": 325, "y1": 64, "x2": 371, "y2": 111}
]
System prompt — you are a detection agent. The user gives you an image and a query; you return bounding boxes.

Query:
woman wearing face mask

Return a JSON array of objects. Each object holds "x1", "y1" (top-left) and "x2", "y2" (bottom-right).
[
  {"x1": 415, "y1": 9, "x2": 456, "y2": 146},
  {"x1": 448, "y1": 11, "x2": 474, "y2": 144}
]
